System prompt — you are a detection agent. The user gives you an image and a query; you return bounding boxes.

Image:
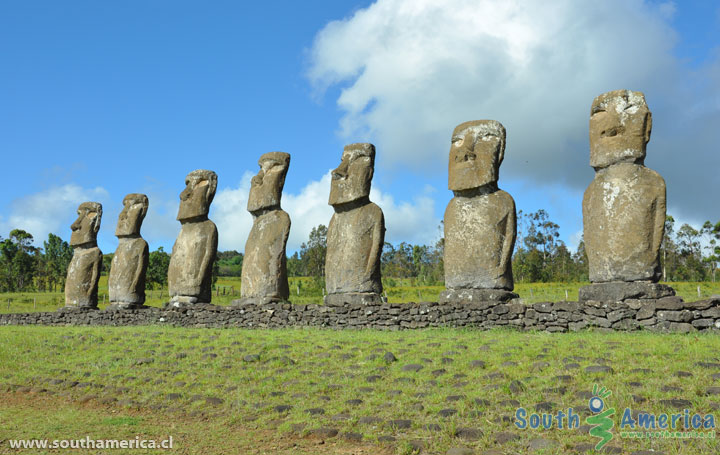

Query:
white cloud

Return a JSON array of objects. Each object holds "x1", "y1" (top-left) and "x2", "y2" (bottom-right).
[
  {"x1": 211, "y1": 171, "x2": 439, "y2": 253},
  {"x1": 0, "y1": 184, "x2": 109, "y2": 247},
  {"x1": 307, "y1": 0, "x2": 720, "y2": 224}
]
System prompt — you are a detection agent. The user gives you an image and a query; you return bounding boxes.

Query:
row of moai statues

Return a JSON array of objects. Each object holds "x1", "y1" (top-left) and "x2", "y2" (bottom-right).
[{"x1": 64, "y1": 89, "x2": 670, "y2": 309}]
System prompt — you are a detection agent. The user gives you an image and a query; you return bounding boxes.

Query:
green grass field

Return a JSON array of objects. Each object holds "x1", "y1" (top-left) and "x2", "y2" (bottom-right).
[
  {"x1": 1, "y1": 277, "x2": 719, "y2": 314},
  {"x1": 1, "y1": 326, "x2": 719, "y2": 454}
]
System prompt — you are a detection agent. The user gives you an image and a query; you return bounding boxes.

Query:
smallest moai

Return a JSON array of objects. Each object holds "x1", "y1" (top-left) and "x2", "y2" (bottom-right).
[
  {"x1": 579, "y1": 90, "x2": 674, "y2": 302},
  {"x1": 64, "y1": 202, "x2": 103, "y2": 309},
  {"x1": 324, "y1": 143, "x2": 386, "y2": 306},
  {"x1": 108, "y1": 194, "x2": 149, "y2": 309},
  {"x1": 233, "y1": 152, "x2": 291, "y2": 305},
  {"x1": 167, "y1": 170, "x2": 219, "y2": 307},
  {"x1": 440, "y1": 120, "x2": 518, "y2": 304}
]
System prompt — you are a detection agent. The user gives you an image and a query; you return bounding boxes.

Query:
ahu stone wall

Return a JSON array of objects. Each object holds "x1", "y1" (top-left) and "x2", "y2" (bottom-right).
[{"x1": 2, "y1": 297, "x2": 720, "y2": 332}]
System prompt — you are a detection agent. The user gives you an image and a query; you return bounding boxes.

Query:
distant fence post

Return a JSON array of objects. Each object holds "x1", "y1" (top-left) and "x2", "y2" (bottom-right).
[{"x1": 698, "y1": 286, "x2": 701, "y2": 297}]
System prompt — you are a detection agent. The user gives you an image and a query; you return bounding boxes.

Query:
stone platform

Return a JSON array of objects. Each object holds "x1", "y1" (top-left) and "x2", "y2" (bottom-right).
[{"x1": 2, "y1": 297, "x2": 720, "y2": 333}]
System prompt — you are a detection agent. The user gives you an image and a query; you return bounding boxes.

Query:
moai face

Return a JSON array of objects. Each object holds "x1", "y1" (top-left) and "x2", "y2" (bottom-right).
[
  {"x1": 70, "y1": 202, "x2": 102, "y2": 247},
  {"x1": 448, "y1": 120, "x2": 506, "y2": 191},
  {"x1": 115, "y1": 194, "x2": 149, "y2": 237},
  {"x1": 329, "y1": 143, "x2": 375, "y2": 206},
  {"x1": 589, "y1": 89, "x2": 652, "y2": 169},
  {"x1": 176, "y1": 170, "x2": 217, "y2": 222},
  {"x1": 247, "y1": 152, "x2": 290, "y2": 213}
]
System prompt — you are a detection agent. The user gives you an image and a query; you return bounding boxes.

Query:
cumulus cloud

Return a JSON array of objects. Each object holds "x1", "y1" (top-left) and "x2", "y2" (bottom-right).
[
  {"x1": 307, "y1": 0, "x2": 720, "y2": 224},
  {"x1": 0, "y1": 184, "x2": 110, "y2": 247},
  {"x1": 212, "y1": 171, "x2": 439, "y2": 253}
]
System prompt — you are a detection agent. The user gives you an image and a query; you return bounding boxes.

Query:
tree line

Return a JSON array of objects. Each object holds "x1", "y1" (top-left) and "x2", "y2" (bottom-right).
[{"x1": 1, "y1": 210, "x2": 718, "y2": 293}]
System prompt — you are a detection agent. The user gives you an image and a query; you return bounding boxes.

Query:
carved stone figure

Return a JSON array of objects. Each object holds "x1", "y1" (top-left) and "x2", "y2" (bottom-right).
[
  {"x1": 324, "y1": 143, "x2": 385, "y2": 306},
  {"x1": 440, "y1": 120, "x2": 518, "y2": 304},
  {"x1": 65, "y1": 202, "x2": 103, "y2": 309},
  {"x1": 108, "y1": 194, "x2": 149, "y2": 309},
  {"x1": 235, "y1": 152, "x2": 291, "y2": 304},
  {"x1": 580, "y1": 90, "x2": 674, "y2": 301},
  {"x1": 167, "y1": 170, "x2": 218, "y2": 307}
]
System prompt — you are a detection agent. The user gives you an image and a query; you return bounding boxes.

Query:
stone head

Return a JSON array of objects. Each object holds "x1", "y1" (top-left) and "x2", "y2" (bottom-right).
[
  {"x1": 115, "y1": 193, "x2": 149, "y2": 237},
  {"x1": 329, "y1": 143, "x2": 375, "y2": 206},
  {"x1": 589, "y1": 89, "x2": 652, "y2": 169},
  {"x1": 448, "y1": 120, "x2": 506, "y2": 191},
  {"x1": 177, "y1": 169, "x2": 218, "y2": 222},
  {"x1": 247, "y1": 152, "x2": 290, "y2": 213},
  {"x1": 70, "y1": 202, "x2": 103, "y2": 247}
]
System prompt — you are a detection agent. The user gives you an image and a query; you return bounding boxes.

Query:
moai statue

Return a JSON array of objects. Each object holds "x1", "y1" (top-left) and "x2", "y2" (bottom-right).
[
  {"x1": 167, "y1": 170, "x2": 218, "y2": 307},
  {"x1": 579, "y1": 90, "x2": 674, "y2": 302},
  {"x1": 439, "y1": 120, "x2": 518, "y2": 304},
  {"x1": 108, "y1": 194, "x2": 149, "y2": 309},
  {"x1": 324, "y1": 143, "x2": 385, "y2": 306},
  {"x1": 233, "y1": 152, "x2": 291, "y2": 305},
  {"x1": 65, "y1": 202, "x2": 103, "y2": 309}
]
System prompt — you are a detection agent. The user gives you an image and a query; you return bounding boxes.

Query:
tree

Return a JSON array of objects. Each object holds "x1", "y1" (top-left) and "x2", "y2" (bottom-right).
[
  {"x1": 0, "y1": 229, "x2": 39, "y2": 291},
  {"x1": 42, "y1": 233, "x2": 73, "y2": 292},
  {"x1": 146, "y1": 247, "x2": 171, "y2": 290},
  {"x1": 299, "y1": 225, "x2": 327, "y2": 286}
]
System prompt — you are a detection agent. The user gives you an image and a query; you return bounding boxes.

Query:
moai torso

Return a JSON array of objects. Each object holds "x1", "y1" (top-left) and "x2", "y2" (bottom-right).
[
  {"x1": 584, "y1": 162, "x2": 665, "y2": 282},
  {"x1": 444, "y1": 189, "x2": 516, "y2": 290},
  {"x1": 168, "y1": 219, "x2": 218, "y2": 302},
  {"x1": 109, "y1": 237, "x2": 149, "y2": 305},
  {"x1": 326, "y1": 202, "x2": 384, "y2": 294},
  {"x1": 65, "y1": 247, "x2": 102, "y2": 308},
  {"x1": 241, "y1": 209, "x2": 291, "y2": 300}
]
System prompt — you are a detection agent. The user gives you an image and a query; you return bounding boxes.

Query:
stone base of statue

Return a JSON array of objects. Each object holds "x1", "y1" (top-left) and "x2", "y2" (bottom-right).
[
  {"x1": 324, "y1": 292, "x2": 386, "y2": 307},
  {"x1": 164, "y1": 296, "x2": 214, "y2": 309},
  {"x1": 579, "y1": 281, "x2": 675, "y2": 302},
  {"x1": 58, "y1": 305, "x2": 98, "y2": 313},
  {"x1": 439, "y1": 288, "x2": 519, "y2": 304},
  {"x1": 231, "y1": 297, "x2": 291, "y2": 306},
  {"x1": 106, "y1": 303, "x2": 150, "y2": 311}
]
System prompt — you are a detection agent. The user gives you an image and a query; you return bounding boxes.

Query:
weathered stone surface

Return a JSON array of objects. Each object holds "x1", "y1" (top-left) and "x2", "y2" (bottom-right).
[
  {"x1": 168, "y1": 170, "x2": 218, "y2": 306},
  {"x1": 583, "y1": 90, "x2": 666, "y2": 283},
  {"x1": 438, "y1": 288, "x2": 518, "y2": 304},
  {"x1": 578, "y1": 281, "x2": 675, "y2": 302},
  {"x1": 65, "y1": 202, "x2": 103, "y2": 309},
  {"x1": 325, "y1": 144, "x2": 385, "y2": 298},
  {"x1": 109, "y1": 194, "x2": 149, "y2": 309},
  {"x1": 239, "y1": 153, "x2": 291, "y2": 304},
  {"x1": 444, "y1": 120, "x2": 516, "y2": 294}
]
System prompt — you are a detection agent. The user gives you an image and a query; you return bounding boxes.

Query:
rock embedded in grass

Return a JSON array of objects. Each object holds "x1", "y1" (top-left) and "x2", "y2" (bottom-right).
[
  {"x1": 402, "y1": 364, "x2": 423, "y2": 372},
  {"x1": 585, "y1": 365, "x2": 614, "y2": 374},
  {"x1": 383, "y1": 352, "x2": 397, "y2": 363}
]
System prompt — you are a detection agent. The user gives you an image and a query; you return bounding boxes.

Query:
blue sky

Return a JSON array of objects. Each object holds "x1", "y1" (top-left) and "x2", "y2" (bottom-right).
[{"x1": 1, "y1": 0, "x2": 718, "y2": 255}]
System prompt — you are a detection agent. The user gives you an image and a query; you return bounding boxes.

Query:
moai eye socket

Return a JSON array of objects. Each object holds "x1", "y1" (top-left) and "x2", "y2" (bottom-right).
[{"x1": 589, "y1": 397, "x2": 605, "y2": 413}]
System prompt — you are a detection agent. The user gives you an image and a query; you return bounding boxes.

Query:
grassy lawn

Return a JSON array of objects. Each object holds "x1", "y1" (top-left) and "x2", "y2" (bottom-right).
[
  {"x1": 1, "y1": 278, "x2": 719, "y2": 314},
  {"x1": 1, "y1": 326, "x2": 719, "y2": 454}
]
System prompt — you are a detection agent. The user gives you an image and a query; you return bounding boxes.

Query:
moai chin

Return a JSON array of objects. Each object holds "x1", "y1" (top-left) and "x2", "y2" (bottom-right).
[
  {"x1": 167, "y1": 170, "x2": 219, "y2": 307},
  {"x1": 440, "y1": 120, "x2": 518, "y2": 304},
  {"x1": 324, "y1": 143, "x2": 386, "y2": 306},
  {"x1": 65, "y1": 202, "x2": 103, "y2": 309},
  {"x1": 108, "y1": 194, "x2": 149, "y2": 309},
  {"x1": 579, "y1": 90, "x2": 674, "y2": 302},
  {"x1": 234, "y1": 152, "x2": 291, "y2": 305}
]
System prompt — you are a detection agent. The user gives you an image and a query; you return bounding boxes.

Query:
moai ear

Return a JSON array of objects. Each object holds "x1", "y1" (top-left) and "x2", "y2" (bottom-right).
[
  {"x1": 644, "y1": 111, "x2": 652, "y2": 145},
  {"x1": 88, "y1": 212, "x2": 101, "y2": 234}
]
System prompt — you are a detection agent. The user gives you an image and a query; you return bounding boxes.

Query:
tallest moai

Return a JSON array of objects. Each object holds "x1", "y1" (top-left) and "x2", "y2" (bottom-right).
[{"x1": 580, "y1": 90, "x2": 675, "y2": 301}]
